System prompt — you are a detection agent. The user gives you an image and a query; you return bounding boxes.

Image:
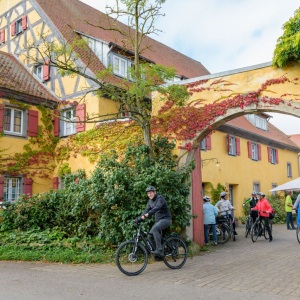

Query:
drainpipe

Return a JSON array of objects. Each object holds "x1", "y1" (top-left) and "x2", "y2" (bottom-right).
[{"x1": 298, "y1": 153, "x2": 300, "y2": 177}]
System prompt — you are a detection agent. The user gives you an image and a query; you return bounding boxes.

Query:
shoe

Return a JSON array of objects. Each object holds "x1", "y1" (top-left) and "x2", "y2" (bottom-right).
[
  {"x1": 287, "y1": 228, "x2": 292, "y2": 230},
  {"x1": 204, "y1": 243, "x2": 209, "y2": 246},
  {"x1": 151, "y1": 249, "x2": 164, "y2": 256},
  {"x1": 233, "y1": 231, "x2": 238, "y2": 235},
  {"x1": 153, "y1": 255, "x2": 163, "y2": 262},
  {"x1": 269, "y1": 238, "x2": 273, "y2": 242},
  {"x1": 292, "y1": 227, "x2": 297, "y2": 230},
  {"x1": 212, "y1": 242, "x2": 218, "y2": 246}
]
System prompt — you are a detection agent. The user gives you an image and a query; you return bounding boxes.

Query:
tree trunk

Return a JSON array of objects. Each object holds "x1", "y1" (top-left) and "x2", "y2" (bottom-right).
[{"x1": 143, "y1": 123, "x2": 154, "y2": 160}]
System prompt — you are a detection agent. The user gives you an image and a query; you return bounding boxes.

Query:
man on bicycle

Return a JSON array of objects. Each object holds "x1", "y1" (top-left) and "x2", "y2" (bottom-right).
[
  {"x1": 215, "y1": 192, "x2": 237, "y2": 235},
  {"x1": 251, "y1": 192, "x2": 273, "y2": 242},
  {"x1": 139, "y1": 186, "x2": 172, "y2": 256},
  {"x1": 243, "y1": 191, "x2": 259, "y2": 223}
]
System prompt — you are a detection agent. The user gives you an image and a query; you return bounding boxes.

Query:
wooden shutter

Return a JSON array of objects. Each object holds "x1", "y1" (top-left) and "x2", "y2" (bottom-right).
[
  {"x1": 258, "y1": 144, "x2": 262, "y2": 160},
  {"x1": 24, "y1": 178, "x2": 33, "y2": 196},
  {"x1": 247, "y1": 141, "x2": 252, "y2": 158},
  {"x1": 54, "y1": 110, "x2": 59, "y2": 137},
  {"x1": 11, "y1": 22, "x2": 16, "y2": 36},
  {"x1": 275, "y1": 149, "x2": 279, "y2": 164},
  {"x1": 206, "y1": 133, "x2": 211, "y2": 150},
  {"x1": 227, "y1": 134, "x2": 230, "y2": 153},
  {"x1": 43, "y1": 59, "x2": 50, "y2": 81},
  {"x1": 236, "y1": 138, "x2": 240, "y2": 156},
  {"x1": 53, "y1": 177, "x2": 58, "y2": 190},
  {"x1": 76, "y1": 104, "x2": 86, "y2": 132},
  {"x1": 0, "y1": 104, "x2": 3, "y2": 133},
  {"x1": 0, "y1": 29, "x2": 5, "y2": 44},
  {"x1": 0, "y1": 177, "x2": 3, "y2": 200},
  {"x1": 267, "y1": 147, "x2": 271, "y2": 162},
  {"x1": 22, "y1": 15, "x2": 27, "y2": 30},
  {"x1": 28, "y1": 110, "x2": 39, "y2": 137}
]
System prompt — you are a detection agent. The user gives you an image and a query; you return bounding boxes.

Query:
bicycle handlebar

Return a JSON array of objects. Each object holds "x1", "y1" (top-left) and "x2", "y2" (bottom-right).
[{"x1": 252, "y1": 209, "x2": 268, "y2": 214}]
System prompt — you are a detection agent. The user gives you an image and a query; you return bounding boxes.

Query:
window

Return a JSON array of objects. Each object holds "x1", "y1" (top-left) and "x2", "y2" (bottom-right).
[
  {"x1": 271, "y1": 183, "x2": 278, "y2": 195},
  {"x1": 113, "y1": 55, "x2": 127, "y2": 77},
  {"x1": 15, "y1": 19, "x2": 22, "y2": 34},
  {"x1": 200, "y1": 138, "x2": 206, "y2": 151},
  {"x1": 253, "y1": 182, "x2": 260, "y2": 193},
  {"x1": 287, "y1": 163, "x2": 292, "y2": 178},
  {"x1": 34, "y1": 65, "x2": 43, "y2": 80},
  {"x1": 3, "y1": 178, "x2": 20, "y2": 203},
  {"x1": 63, "y1": 109, "x2": 76, "y2": 135},
  {"x1": 251, "y1": 143, "x2": 258, "y2": 160},
  {"x1": 270, "y1": 148, "x2": 276, "y2": 164},
  {"x1": 255, "y1": 116, "x2": 267, "y2": 131},
  {"x1": 4, "y1": 108, "x2": 23, "y2": 135},
  {"x1": 228, "y1": 136, "x2": 236, "y2": 155}
]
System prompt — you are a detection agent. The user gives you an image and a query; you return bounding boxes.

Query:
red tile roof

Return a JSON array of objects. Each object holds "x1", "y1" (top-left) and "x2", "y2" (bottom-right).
[
  {"x1": 0, "y1": 51, "x2": 58, "y2": 102},
  {"x1": 35, "y1": 0, "x2": 210, "y2": 80},
  {"x1": 289, "y1": 134, "x2": 300, "y2": 148},
  {"x1": 226, "y1": 116, "x2": 300, "y2": 149}
]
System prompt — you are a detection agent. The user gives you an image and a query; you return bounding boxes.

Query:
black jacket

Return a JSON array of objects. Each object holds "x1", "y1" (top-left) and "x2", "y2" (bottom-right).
[{"x1": 141, "y1": 194, "x2": 172, "y2": 222}]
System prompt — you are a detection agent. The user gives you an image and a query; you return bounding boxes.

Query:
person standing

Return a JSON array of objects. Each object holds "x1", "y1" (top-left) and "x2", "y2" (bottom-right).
[
  {"x1": 285, "y1": 191, "x2": 296, "y2": 230},
  {"x1": 243, "y1": 191, "x2": 259, "y2": 223},
  {"x1": 203, "y1": 196, "x2": 219, "y2": 246}
]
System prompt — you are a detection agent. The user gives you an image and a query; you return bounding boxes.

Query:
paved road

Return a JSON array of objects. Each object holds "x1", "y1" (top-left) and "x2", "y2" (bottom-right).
[{"x1": 1, "y1": 224, "x2": 300, "y2": 300}]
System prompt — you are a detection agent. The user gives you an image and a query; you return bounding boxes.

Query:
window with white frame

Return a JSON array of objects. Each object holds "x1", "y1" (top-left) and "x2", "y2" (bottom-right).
[
  {"x1": 3, "y1": 178, "x2": 20, "y2": 203},
  {"x1": 34, "y1": 65, "x2": 43, "y2": 80},
  {"x1": 200, "y1": 138, "x2": 206, "y2": 151},
  {"x1": 251, "y1": 143, "x2": 258, "y2": 160},
  {"x1": 255, "y1": 116, "x2": 268, "y2": 131},
  {"x1": 228, "y1": 136, "x2": 236, "y2": 155},
  {"x1": 113, "y1": 55, "x2": 127, "y2": 77},
  {"x1": 63, "y1": 108, "x2": 76, "y2": 135},
  {"x1": 16, "y1": 19, "x2": 23, "y2": 34},
  {"x1": 270, "y1": 148, "x2": 276, "y2": 164},
  {"x1": 4, "y1": 108, "x2": 23, "y2": 135},
  {"x1": 253, "y1": 182, "x2": 260, "y2": 193},
  {"x1": 287, "y1": 162, "x2": 292, "y2": 178},
  {"x1": 271, "y1": 183, "x2": 278, "y2": 195}
]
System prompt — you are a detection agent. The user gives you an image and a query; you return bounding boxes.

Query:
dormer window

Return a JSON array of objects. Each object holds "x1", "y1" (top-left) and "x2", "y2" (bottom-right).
[
  {"x1": 34, "y1": 65, "x2": 43, "y2": 80},
  {"x1": 244, "y1": 114, "x2": 268, "y2": 131},
  {"x1": 113, "y1": 55, "x2": 127, "y2": 77}
]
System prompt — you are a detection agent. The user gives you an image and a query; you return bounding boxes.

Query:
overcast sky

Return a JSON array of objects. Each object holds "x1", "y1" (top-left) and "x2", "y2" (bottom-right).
[{"x1": 81, "y1": 0, "x2": 300, "y2": 135}]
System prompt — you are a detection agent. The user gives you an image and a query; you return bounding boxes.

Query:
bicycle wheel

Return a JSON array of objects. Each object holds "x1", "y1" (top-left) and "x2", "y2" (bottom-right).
[
  {"x1": 215, "y1": 224, "x2": 231, "y2": 244},
  {"x1": 245, "y1": 219, "x2": 250, "y2": 238},
  {"x1": 163, "y1": 236, "x2": 187, "y2": 269},
  {"x1": 251, "y1": 223, "x2": 259, "y2": 243},
  {"x1": 116, "y1": 240, "x2": 148, "y2": 276},
  {"x1": 297, "y1": 226, "x2": 300, "y2": 243}
]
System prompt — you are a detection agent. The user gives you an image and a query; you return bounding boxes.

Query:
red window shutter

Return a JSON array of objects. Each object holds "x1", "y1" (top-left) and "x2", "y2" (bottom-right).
[
  {"x1": 54, "y1": 110, "x2": 59, "y2": 136},
  {"x1": 0, "y1": 104, "x2": 3, "y2": 133},
  {"x1": 43, "y1": 59, "x2": 50, "y2": 81},
  {"x1": 1, "y1": 29, "x2": 5, "y2": 44},
  {"x1": 275, "y1": 149, "x2": 279, "y2": 164},
  {"x1": 236, "y1": 138, "x2": 240, "y2": 156},
  {"x1": 0, "y1": 177, "x2": 3, "y2": 200},
  {"x1": 267, "y1": 147, "x2": 271, "y2": 162},
  {"x1": 22, "y1": 15, "x2": 27, "y2": 30},
  {"x1": 76, "y1": 104, "x2": 86, "y2": 132},
  {"x1": 247, "y1": 141, "x2": 252, "y2": 158},
  {"x1": 53, "y1": 177, "x2": 58, "y2": 190},
  {"x1": 28, "y1": 110, "x2": 39, "y2": 137},
  {"x1": 11, "y1": 22, "x2": 16, "y2": 36},
  {"x1": 24, "y1": 178, "x2": 33, "y2": 196},
  {"x1": 206, "y1": 133, "x2": 211, "y2": 150},
  {"x1": 258, "y1": 144, "x2": 262, "y2": 160}
]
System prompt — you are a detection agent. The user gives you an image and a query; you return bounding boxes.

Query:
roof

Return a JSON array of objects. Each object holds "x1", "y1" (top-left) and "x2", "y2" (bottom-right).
[
  {"x1": 289, "y1": 134, "x2": 300, "y2": 148},
  {"x1": 225, "y1": 116, "x2": 300, "y2": 149},
  {"x1": 0, "y1": 51, "x2": 58, "y2": 102},
  {"x1": 35, "y1": 0, "x2": 210, "y2": 80}
]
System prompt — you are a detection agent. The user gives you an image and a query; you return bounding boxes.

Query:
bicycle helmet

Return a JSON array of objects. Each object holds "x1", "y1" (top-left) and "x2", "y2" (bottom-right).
[
  {"x1": 258, "y1": 192, "x2": 266, "y2": 197},
  {"x1": 145, "y1": 186, "x2": 156, "y2": 192},
  {"x1": 251, "y1": 191, "x2": 257, "y2": 195},
  {"x1": 220, "y1": 192, "x2": 227, "y2": 198},
  {"x1": 203, "y1": 196, "x2": 211, "y2": 202}
]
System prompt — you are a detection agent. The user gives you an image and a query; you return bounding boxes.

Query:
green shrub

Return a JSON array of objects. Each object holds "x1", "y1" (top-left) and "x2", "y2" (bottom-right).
[
  {"x1": 206, "y1": 182, "x2": 225, "y2": 205},
  {"x1": 266, "y1": 194, "x2": 286, "y2": 224}
]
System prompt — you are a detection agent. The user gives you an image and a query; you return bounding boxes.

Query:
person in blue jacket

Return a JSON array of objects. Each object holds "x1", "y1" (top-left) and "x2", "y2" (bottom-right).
[{"x1": 203, "y1": 196, "x2": 219, "y2": 245}]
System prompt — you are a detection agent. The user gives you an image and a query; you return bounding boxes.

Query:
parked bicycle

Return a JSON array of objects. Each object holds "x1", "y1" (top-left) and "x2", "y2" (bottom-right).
[
  {"x1": 244, "y1": 206, "x2": 253, "y2": 238},
  {"x1": 213, "y1": 209, "x2": 236, "y2": 244},
  {"x1": 116, "y1": 220, "x2": 187, "y2": 276},
  {"x1": 250, "y1": 210, "x2": 273, "y2": 242}
]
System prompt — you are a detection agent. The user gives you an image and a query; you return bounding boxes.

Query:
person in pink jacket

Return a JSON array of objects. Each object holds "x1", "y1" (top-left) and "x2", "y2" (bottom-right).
[{"x1": 251, "y1": 192, "x2": 273, "y2": 242}]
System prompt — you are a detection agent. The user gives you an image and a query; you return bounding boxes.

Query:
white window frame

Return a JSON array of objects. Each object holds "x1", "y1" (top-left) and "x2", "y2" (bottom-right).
[
  {"x1": 63, "y1": 108, "x2": 76, "y2": 136},
  {"x1": 253, "y1": 182, "x2": 260, "y2": 193},
  {"x1": 255, "y1": 115, "x2": 268, "y2": 131},
  {"x1": 3, "y1": 178, "x2": 20, "y2": 203},
  {"x1": 15, "y1": 19, "x2": 23, "y2": 35},
  {"x1": 228, "y1": 136, "x2": 236, "y2": 156},
  {"x1": 3, "y1": 108, "x2": 23, "y2": 136},
  {"x1": 200, "y1": 138, "x2": 206, "y2": 151},
  {"x1": 34, "y1": 65, "x2": 43, "y2": 80},
  {"x1": 251, "y1": 143, "x2": 258, "y2": 160},
  {"x1": 271, "y1": 183, "x2": 278, "y2": 195},
  {"x1": 270, "y1": 148, "x2": 276, "y2": 164},
  {"x1": 287, "y1": 162, "x2": 292, "y2": 178},
  {"x1": 113, "y1": 55, "x2": 128, "y2": 77}
]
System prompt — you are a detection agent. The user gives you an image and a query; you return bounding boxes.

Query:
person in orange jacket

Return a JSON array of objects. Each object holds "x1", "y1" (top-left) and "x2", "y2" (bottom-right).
[{"x1": 251, "y1": 192, "x2": 273, "y2": 242}]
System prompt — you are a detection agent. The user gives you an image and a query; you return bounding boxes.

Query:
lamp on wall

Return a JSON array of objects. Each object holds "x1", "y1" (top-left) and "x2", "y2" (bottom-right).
[{"x1": 201, "y1": 158, "x2": 220, "y2": 168}]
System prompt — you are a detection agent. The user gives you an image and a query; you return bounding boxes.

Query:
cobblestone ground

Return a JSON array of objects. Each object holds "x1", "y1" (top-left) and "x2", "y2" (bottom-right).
[{"x1": 24, "y1": 224, "x2": 300, "y2": 298}]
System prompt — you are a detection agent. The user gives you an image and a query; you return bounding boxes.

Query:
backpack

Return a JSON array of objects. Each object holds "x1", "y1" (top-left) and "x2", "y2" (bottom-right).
[{"x1": 269, "y1": 208, "x2": 275, "y2": 220}]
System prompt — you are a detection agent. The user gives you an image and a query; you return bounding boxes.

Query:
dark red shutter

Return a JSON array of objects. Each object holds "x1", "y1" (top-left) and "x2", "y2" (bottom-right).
[
  {"x1": 11, "y1": 22, "x2": 16, "y2": 36},
  {"x1": 267, "y1": 147, "x2": 271, "y2": 162},
  {"x1": 76, "y1": 104, "x2": 86, "y2": 132},
  {"x1": 54, "y1": 110, "x2": 59, "y2": 136},
  {"x1": 22, "y1": 15, "x2": 27, "y2": 30},
  {"x1": 206, "y1": 133, "x2": 211, "y2": 150},
  {"x1": 53, "y1": 177, "x2": 58, "y2": 190},
  {"x1": 236, "y1": 138, "x2": 240, "y2": 155},
  {"x1": 0, "y1": 104, "x2": 3, "y2": 133},
  {"x1": 247, "y1": 141, "x2": 252, "y2": 158},
  {"x1": 258, "y1": 144, "x2": 261, "y2": 160},
  {"x1": 24, "y1": 178, "x2": 33, "y2": 196},
  {"x1": 28, "y1": 110, "x2": 39, "y2": 137},
  {"x1": 0, "y1": 29, "x2": 5, "y2": 44},
  {"x1": 275, "y1": 149, "x2": 279, "y2": 164},
  {"x1": 43, "y1": 59, "x2": 50, "y2": 81},
  {"x1": 0, "y1": 177, "x2": 3, "y2": 200}
]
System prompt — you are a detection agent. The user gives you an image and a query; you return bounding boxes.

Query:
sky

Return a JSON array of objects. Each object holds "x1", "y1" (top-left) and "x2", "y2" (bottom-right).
[{"x1": 80, "y1": 0, "x2": 300, "y2": 135}]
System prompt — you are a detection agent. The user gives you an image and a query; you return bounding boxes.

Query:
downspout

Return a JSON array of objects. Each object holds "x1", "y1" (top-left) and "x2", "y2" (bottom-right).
[{"x1": 298, "y1": 153, "x2": 300, "y2": 177}]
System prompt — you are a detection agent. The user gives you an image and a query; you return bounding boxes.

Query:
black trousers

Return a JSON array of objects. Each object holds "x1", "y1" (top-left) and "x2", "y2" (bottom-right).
[{"x1": 260, "y1": 216, "x2": 272, "y2": 239}]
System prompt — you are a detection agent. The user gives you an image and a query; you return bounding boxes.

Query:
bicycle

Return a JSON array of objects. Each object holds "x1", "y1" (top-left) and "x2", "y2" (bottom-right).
[
  {"x1": 250, "y1": 210, "x2": 273, "y2": 243},
  {"x1": 116, "y1": 220, "x2": 187, "y2": 276},
  {"x1": 218, "y1": 209, "x2": 236, "y2": 241},
  {"x1": 244, "y1": 206, "x2": 253, "y2": 238},
  {"x1": 213, "y1": 210, "x2": 234, "y2": 244}
]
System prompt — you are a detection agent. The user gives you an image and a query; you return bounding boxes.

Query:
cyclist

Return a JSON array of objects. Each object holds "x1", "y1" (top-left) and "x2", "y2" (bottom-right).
[
  {"x1": 215, "y1": 192, "x2": 237, "y2": 235},
  {"x1": 203, "y1": 196, "x2": 218, "y2": 246},
  {"x1": 251, "y1": 192, "x2": 273, "y2": 242},
  {"x1": 243, "y1": 191, "x2": 259, "y2": 224},
  {"x1": 139, "y1": 186, "x2": 172, "y2": 256}
]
